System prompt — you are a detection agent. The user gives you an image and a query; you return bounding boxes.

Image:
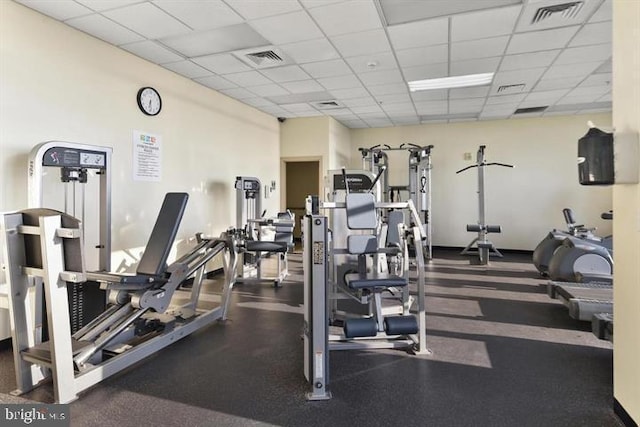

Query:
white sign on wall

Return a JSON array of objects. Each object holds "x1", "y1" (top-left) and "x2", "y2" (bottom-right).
[{"x1": 133, "y1": 130, "x2": 162, "y2": 182}]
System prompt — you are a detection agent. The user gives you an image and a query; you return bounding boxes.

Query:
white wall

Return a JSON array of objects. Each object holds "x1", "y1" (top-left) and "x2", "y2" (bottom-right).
[
  {"x1": 350, "y1": 113, "x2": 613, "y2": 250},
  {"x1": 0, "y1": 2, "x2": 281, "y2": 272},
  {"x1": 612, "y1": 0, "x2": 640, "y2": 423}
]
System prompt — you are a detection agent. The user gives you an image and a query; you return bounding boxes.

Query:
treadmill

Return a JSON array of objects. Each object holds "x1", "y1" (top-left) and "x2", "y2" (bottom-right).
[{"x1": 547, "y1": 281, "x2": 612, "y2": 321}]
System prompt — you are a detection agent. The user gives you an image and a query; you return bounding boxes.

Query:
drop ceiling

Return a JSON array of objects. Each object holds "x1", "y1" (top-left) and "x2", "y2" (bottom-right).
[{"x1": 15, "y1": 0, "x2": 613, "y2": 128}]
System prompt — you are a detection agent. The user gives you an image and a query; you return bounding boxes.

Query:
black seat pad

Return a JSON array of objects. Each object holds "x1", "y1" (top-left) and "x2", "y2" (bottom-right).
[
  {"x1": 345, "y1": 272, "x2": 407, "y2": 289},
  {"x1": 245, "y1": 240, "x2": 288, "y2": 253}
]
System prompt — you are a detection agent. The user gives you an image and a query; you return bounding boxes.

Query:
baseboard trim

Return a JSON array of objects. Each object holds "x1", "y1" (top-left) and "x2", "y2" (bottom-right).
[{"x1": 615, "y1": 398, "x2": 638, "y2": 427}]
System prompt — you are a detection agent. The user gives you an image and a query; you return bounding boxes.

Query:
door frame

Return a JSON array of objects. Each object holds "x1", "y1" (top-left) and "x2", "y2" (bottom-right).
[{"x1": 280, "y1": 156, "x2": 323, "y2": 211}]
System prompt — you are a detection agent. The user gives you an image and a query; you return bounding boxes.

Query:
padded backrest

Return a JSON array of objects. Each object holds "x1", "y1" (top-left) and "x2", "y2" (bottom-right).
[
  {"x1": 387, "y1": 210, "x2": 404, "y2": 246},
  {"x1": 274, "y1": 211, "x2": 294, "y2": 244},
  {"x1": 137, "y1": 193, "x2": 189, "y2": 276},
  {"x1": 562, "y1": 208, "x2": 577, "y2": 226},
  {"x1": 345, "y1": 193, "x2": 377, "y2": 230},
  {"x1": 347, "y1": 235, "x2": 378, "y2": 254}
]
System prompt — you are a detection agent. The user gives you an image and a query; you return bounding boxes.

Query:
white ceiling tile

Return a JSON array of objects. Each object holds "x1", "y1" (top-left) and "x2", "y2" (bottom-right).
[
  {"x1": 341, "y1": 120, "x2": 369, "y2": 128},
  {"x1": 65, "y1": 13, "x2": 144, "y2": 45},
  {"x1": 450, "y1": 57, "x2": 501, "y2": 76},
  {"x1": 260, "y1": 65, "x2": 310, "y2": 83},
  {"x1": 590, "y1": 0, "x2": 612, "y2": 23},
  {"x1": 121, "y1": 40, "x2": 183, "y2": 64},
  {"x1": 225, "y1": 0, "x2": 302, "y2": 20},
  {"x1": 566, "y1": 85, "x2": 611, "y2": 98},
  {"x1": 162, "y1": 60, "x2": 212, "y2": 78},
  {"x1": 16, "y1": 0, "x2": 92, "y2": 20},
  {"x1": 351, "y1": 105, "x2": 384, "y2": 114},
  {"x1": 219, "y1": 87, "x2": 256, "y2": 99},
  {"x1": 160, "y1": 24, "x2": 268, "y2": 57},
  {"x1": 449, "y1": 86, "x2": 490, "y2": 99},
  {"x1": 403, "y1": 63, "x2": 448, "y2": 81},
  {"x1": 482, "y1": 103, "x2": 519, "y2": 113},
  {"x1": 331, "y1": 29, "x2": 392, "y2": 57},
  {"x1": 395, "y1": 45, "x2": 448, "y2": 68},
  {"x1": 280, "y1": 79, "x2": 325, "y2": 93},
  {"x1": 103, "y1": 3, "x2": 191, "y2": 39},
  {"x1": 556, "y1": 94, "x2": 603, "y2": 105},
  {"x1": 375, "y1": 93, "x2": 411, "y2": 104},
  {"x1": 332, "y1": 114, "x2": 359, "y2": 121},
  {"x1": 192, "y1": 53, "x2": 252, "y2": 74},
  {"x1": 543, "y1": 61, "x2": 602, "y2": 80},
  {"x1": 279, "y1": 38, "x2": 340, "y2": 63},
  {"x1": 507, "y1": 26, "x2": 580, "y2": 54},
  {"x1": 280, "y1": 102, "x2": 318, "y2": 113},
  {"x1": 152, "y1": 0, "x2": 243, "y2": 30},
  {"x1": 341, "y1": 97, "x2": 377, "y2": 107},
  {"x1": 381, "y1": 0, "x2": 522, "y2": 25},
  {"x1": 390, "y1": 116, "x2": 420, "y2": 125},
  {"x1": 308, "y1": 1, "x2": 381, "y2": 36},
  {"x1": 381, "y1": 103, "x2": 415, "y2": 114},
  {"x1": 194, "y1": 75, "x2": 237, "y2": 90},
  {"x1": 414, "y1": 101, "x2": 448, "y2": 114},
  {"x1": 224, "y1": 70, "x2": 273, "y2": 86},
  {"x1": 327, "y1": 109, "x2": 357, "y2": 117},
  {"x1": 499, "y1": 50, "x2": 560, "y2": 71},
  {"x1": 598, "y1": 92, "x2": 612, "y2": 102},
  {"x1": 449, "y1": 98, "x2": 485, "y2": 114},
  {"x1": 387, "y1": 17, "x2": 448, "y2": 50},
  {"x1": 260, "y1": 105, "x2": 290, "y2": 116},
  {"x1": 449, "y1": 117, "x2": 478, "y2": 123},
  {"x1": 486, "y1": 94, "x2": 527, "y2": 105},
  {"x1": 330, "y1": 87, "x2": 371, "y2": 99},
  {"x1": 301, "y1": 59, "x2": 352, "y2": 78},
  {"x1": 534, "y1": 76, "x2": 584, "y2": 91},
  {"x1": 580, "y1": 73, "x2": 612, "y2": 87},
  {"x1": 363, "y1": 118, "x2": 393, "y2": 128},
  {"x1": 451, "y1": 4, "x2": 521, "y2": 42},
  {"x1": 368, "y1": 83, "x2": 407, "y2": 95},
  {"x1": 411, "y1": 89, "x2": 448, "y2": 101},
  {"x1": 479, "y1": 112, "x2": 511, "y2": 120},
  {"x1": 75, "y1": 1, "x2": 142, "y2": 11},
  {"x1": 524, "y1": 89, "x2": 570, "y2": 102},
  {"x1": 570, "y1": 22, "x2": 612, "y2": 47},
  {"x1": 543, "y1": 110, "x2": 577, "y2": 116},
  {"x1": 554, "y1": 43, "x2": 611, "y2": 65},
  {"x1": 248, "y1": 84, "x2": 291, "y2": 97},
  {"x1": 491, "y1": 67, "x2": 547, "y2": 92},
  {"x1": 358, "y1": 68, "x2": 404, "y2": 86},
  {"x1": 300, "y1": 0, "x2": 345, "y2": 9},
  {"x1": 296, "y1": 111, "x2": 326, "y2": 117},
  {"x1": 512, "y1": 111, "x2": 543, "y2": 118},
  {"x1": 345, "y1": 52, "x2": 398, "y2": 73},
  {"x1": 518, "y1": 99, "x2": 554, "y2": 109},
  {"x1": 595, "y1": 60, "x2": 612, "y2": 73},
  {"x1": 451, "y1": 36, "x2": 509, "y2": 61},
  {"x1": 317, "y1": 74, "x2": 361, "y2": 90},
  {"x1": 250, "y1": 10, "x2": 322, "y2": 45},
  {"x1": 242, "y1": 97, "x2": 275, "y2": 108}
]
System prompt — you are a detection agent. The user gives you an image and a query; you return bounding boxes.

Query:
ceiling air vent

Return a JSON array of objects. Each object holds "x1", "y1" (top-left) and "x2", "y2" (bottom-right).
[
  {"x1": 532, "y1": 2, "x2": 584, "y2": 24},
  {"x1": 312, "y1": 100, "x2": 344, "y2": 110},
  {"x1": 232, "y1": 46, "x2": 288, "y2": 69},
  {"x1": 514, "y1": 106, "x2": 549, "y2": 114},
  {"x1": 497, "y1": 84, "x2": 526, "y2": 94}
]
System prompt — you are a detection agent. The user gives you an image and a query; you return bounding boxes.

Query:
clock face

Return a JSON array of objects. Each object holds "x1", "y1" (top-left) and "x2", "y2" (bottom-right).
[{"x1": 137, "y1": 87, "x2": 162, "y2": 116}]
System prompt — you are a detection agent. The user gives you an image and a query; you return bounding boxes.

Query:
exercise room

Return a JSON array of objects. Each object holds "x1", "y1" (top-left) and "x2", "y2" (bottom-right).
[{"x1": 0, "y1": 0, "x2": 638, "y2": 426}]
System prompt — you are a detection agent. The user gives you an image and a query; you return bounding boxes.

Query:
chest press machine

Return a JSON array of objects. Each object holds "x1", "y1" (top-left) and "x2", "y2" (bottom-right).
[
  {"x1": 303, "y1": 169, "x2": 430, "y2": 400},
  {"x1": 1, "y1": 193, "x2": 238, "y2": 403}
]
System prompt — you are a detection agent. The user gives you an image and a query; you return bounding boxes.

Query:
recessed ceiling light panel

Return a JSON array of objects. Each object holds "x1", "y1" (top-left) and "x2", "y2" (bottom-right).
[{"x1": 408, "y1": 73, "x2": 494, "y2": 91}]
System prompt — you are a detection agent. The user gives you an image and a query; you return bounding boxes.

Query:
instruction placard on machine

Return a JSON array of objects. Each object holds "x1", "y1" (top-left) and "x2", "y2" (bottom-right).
[{"x1": 133, "y1": 130, "x2": 162, "y2": 182}]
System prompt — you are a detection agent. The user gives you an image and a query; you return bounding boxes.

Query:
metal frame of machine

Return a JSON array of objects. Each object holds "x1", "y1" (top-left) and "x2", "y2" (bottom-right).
[{"x1": 1, "y1": 194, "x2": 237, "y2": 403}]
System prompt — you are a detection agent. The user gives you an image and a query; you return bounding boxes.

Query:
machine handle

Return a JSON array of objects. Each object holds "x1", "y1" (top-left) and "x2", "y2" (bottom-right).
[
  {"x1": 341, "y1": 167, "x2": 350, "y2": 194},
  {"x1": 368, "y1": 165, "x2": 386, "y2": 193}
]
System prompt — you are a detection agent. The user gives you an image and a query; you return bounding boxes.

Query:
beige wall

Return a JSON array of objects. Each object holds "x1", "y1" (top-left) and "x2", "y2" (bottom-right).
[
  {"x1": 0, "y1": 2, "x2": 280, "y2": 271},
  {"x1": 612, "y1": 0, "x2": 640, "y2": 423},
  {"x1": 350, "y1": 114, "x2": 613, "y2": 250}
]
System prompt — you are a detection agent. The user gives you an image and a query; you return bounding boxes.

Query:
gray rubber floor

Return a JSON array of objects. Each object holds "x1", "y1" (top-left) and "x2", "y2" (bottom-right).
[{"x1": 0, "y1": 249, "x2": 621, "y2": 427}]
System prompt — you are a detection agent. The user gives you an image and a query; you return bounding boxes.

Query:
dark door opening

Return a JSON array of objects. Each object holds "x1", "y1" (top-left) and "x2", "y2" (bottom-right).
[{"x1": 285, "y1": 161, "x2": 320, "y2": 241}]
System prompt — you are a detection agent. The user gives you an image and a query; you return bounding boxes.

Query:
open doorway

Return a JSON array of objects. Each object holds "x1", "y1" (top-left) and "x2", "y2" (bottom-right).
[{"x1": 283, "y1": 159, "x2": 320, "y2": 244}]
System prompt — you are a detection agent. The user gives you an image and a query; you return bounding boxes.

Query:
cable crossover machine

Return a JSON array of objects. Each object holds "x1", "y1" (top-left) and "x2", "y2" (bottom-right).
[{"x1": 456, "y1": 145, "x2": 513, "y2": 265}]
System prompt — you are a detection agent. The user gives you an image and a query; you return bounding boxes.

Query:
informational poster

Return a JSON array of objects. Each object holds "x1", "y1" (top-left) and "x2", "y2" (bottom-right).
[{"x1": 133, "y1": 130, "x2": 162, "y2": 182}]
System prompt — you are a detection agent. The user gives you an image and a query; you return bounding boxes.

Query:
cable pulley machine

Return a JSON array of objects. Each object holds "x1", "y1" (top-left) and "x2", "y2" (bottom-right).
[{"x1": 456, "y1": 145, "x2": 513, "y2": 265}]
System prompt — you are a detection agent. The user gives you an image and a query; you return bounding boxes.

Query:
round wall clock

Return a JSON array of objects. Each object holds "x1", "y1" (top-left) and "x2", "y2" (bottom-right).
[{"x1": 136, "y1": 87, "x2": 162, "y2": 116}]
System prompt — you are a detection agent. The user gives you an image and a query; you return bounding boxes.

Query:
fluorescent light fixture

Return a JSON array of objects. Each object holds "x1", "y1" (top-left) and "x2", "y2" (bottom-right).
[{"x1": 408, "y1": 72, "x2": 494, "y2": 92}]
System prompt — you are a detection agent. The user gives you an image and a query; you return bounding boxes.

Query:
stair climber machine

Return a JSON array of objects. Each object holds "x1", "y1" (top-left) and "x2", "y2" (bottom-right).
[
  {"x1": 456, "y1": 145, "x2": 514, "y2": 265},
  {"x1": 533, "y1": 208, "x2": 612, "y2": 276},
  {"x1": 1, "y1": 193, "x2": 239, "y2": 403},
  {"x1": 303, "y1": 168, "x2": 430, "y2": 400},
  {"x1": 546, "y1": 126, "x2": 616, "y2": 324}
]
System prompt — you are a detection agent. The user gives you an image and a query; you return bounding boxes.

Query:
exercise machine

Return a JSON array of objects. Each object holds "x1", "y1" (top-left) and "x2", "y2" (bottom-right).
[
  {"x1": 1, "y1": 193, "x2": 238, "y2": 403},
  {"x1": 533, "y1": 208, "x2": 610, "y2": 276},
  {"x1": 456, "y1": 145, "x2": 513, "y2": 265},
  {"x1": 234, "y1": 176, "x2": 294, "y2": 286},
  {"x1": 303, "y1": 169, "x2": 430, "y2": 399}
]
